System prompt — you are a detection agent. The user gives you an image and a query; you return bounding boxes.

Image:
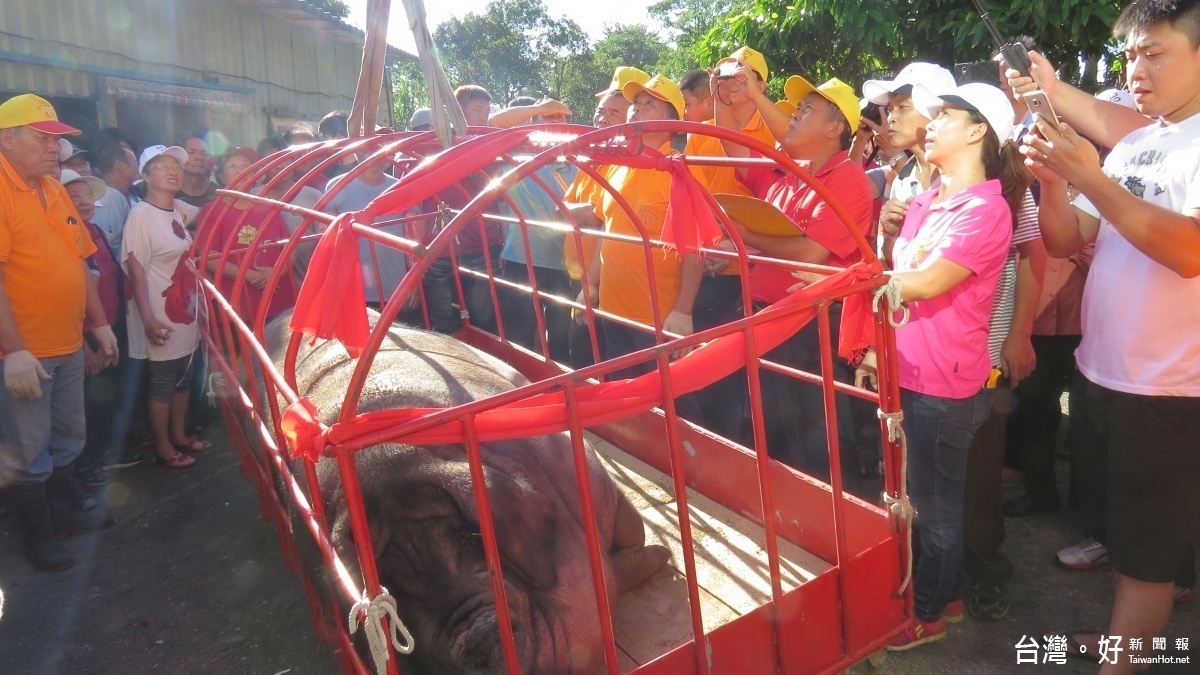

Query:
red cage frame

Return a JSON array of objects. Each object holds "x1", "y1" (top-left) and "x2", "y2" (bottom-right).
[{"x1": 193, "y1": 120, "x2": 914, "y2": 675}]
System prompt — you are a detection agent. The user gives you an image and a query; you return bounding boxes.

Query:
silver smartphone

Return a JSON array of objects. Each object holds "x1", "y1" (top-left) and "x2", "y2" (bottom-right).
[{"x1": 1022, "y1": 89, "x2": 1059, "y2": 129}]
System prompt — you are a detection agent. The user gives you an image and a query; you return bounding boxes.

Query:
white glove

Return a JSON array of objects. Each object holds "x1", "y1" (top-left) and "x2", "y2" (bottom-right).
[
  {"x1": 92, "y1": 325, "x2": 119, "y2": 364},
  {"x1": 854, "y1": 349, "x2": 878, "y2": 392},
  {"x1": 3, "y1": 350, "x2": 51, "y2": 399}
]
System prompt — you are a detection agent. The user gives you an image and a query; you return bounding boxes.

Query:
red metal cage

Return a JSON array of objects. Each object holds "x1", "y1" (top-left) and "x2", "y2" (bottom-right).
[{"x1": 194, "y1": 121, "x2": 914, "y2": 674}]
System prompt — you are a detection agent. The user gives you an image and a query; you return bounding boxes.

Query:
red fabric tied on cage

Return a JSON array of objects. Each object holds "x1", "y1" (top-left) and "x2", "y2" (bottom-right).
[
  {"x1": 289, "y1": 212, "x2": 370, "y2": 357},
  {"x1": 279, "y1": 262, "x2": 880, "y2": 462},
  {"x1": 838, "y1": 281, "x2": 877, "y2": 366},
  {"x1": 652, "y1": 154, "x2": 724, "y2": 257},
  {"x1": 280, "y1": 397, "x2": 329, "y2": 462}
]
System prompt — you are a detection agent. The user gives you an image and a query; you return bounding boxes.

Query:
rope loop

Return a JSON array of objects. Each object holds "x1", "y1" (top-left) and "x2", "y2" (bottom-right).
[
  {"x1": 873, "y1": 275, "x2": 909, "y2": 327},
  {"x1": 878, "y1": 407, "x2": 916, "y2": 596},
  {"x1": 349, "y1": 586, "x2": 415, "y2": 674}
]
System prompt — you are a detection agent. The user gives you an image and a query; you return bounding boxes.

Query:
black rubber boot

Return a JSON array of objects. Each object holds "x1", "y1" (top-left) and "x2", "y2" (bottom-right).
[
  {"x1": 7, "y1": 483, "x2": 75, "y2": 571},
  {"x1": 48, "y1": 462, "x2": 115, "y2": 536}
]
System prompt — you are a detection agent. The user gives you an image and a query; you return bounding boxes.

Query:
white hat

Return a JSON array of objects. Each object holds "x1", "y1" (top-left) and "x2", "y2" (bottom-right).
[
  {"x1": 862, "y1": 62, "x2": 957, "y2": 106},
  {"x1": 58, "y1": 138, "x2": 73, "y2": 163},
  {"x1": 60, "y1": 168, "x2": 106, "y2": 202},
  {"x1": 138, "y1": 144, "x2": 188, "y2": 174},
  {"x1": 913, "y1": 82, "x2": 1015, "y2": 144},
  {"x1": 409, "y1": 107, "x2": 434, "y2": 129},
  {"x1": 1095, "y1": 88, "x2": 1136, "y2": 110}
]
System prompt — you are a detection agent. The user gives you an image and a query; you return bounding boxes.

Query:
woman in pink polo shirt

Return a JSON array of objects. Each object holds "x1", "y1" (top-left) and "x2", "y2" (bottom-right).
[{"x1": 881, "y1": 83, "x2": 1029, "y2": 651}]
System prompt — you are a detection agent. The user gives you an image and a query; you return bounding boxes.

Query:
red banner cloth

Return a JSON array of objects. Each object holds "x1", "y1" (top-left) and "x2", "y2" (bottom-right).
[
  {"x1": 288, "y1": 212, "x2": 370, "y2": 357},
  {"x1": 281, "y1": 262, "x2": 880, "y2": 462}
]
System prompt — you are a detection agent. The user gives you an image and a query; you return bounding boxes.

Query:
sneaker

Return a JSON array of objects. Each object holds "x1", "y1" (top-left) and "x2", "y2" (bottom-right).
[
  {"x1": 942, "y1": 599, "x2": 964, "y2": 624},
  {"x1": 1001, "y1": 467, "x2": 1024, "y2": 489},
  {"x1": 1175, "y1": 586, "x2": 1194, "y2": 604},
  {"x1": 1057, "y1": 538, "x2": 1108, "y2": 570},
  {"x1": 104, "y1": 451, "x2": 144, "y2": 470},
  {"x1": 967, "y1": 582, "x2": 1009, "y2": 621},
  {"x1": 888, "y1": 617, "x2": 947, "y2": 652},
  {"x1": 75, "y1": 464, "x2": 111, "y2": 486}
]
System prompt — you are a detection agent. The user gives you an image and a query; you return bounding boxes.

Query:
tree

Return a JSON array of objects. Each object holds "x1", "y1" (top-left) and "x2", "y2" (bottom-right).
[
  {"x1": 697, "y1": 0, "x2": 1124, "y2": 92},
  {"x1": 301, "y1": 0, "x2": 350, "y2": 19},
  {"x1": 650, "y1": 0, "x2": 747, "y2": 76},
  {"x1": 391, "y1": 61, "x2": 430, "y2": 132}
]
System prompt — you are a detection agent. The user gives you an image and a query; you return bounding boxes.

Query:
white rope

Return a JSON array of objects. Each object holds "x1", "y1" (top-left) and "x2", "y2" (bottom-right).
[
  {"x1": 873, "y1": 275, "x2": 909, "y2": 327},
  {"x1": 349, "y1": 587, "x2": 415, "y2": 674},
  {"x1": 878, "y1": 408, "x2": 916, "y2": 595}
]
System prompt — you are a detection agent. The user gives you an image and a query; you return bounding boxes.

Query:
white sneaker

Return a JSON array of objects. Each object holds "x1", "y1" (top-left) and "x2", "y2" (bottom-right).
[{"x1": 1057, "y1": 537, "x2": 1108, "y2": 570}]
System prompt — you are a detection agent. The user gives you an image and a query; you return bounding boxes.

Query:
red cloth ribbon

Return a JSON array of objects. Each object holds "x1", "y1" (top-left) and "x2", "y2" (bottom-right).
[
  {"x1": 279, "y1": 263, "x2": 880, "y2": 461},
  {"x1": 655, "y1": 155, "x2": 724, "y2": 257},
  {"x1": 838, "y1": 258, "x2": 885, "y2": 365},
  {"x1": 289, "y1": 212, "x2": 370, "y2": 357}
]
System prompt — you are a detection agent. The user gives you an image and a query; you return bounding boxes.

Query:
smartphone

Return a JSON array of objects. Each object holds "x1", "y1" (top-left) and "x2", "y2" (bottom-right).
[
  {"x1": 1022, "y1": 89, "x2": 1059, "y2": 128},
  {"x1": 955, "y1": 60, "x2": 1000, "y2": 87},
  {"x1": 861, "y1": 101, "x2": 885, "y2": 127}
]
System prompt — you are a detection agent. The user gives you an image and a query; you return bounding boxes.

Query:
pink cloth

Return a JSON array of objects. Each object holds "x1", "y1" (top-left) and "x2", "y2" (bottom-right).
[{"x1": 891, "y1": 180, "x2": 1013, "y2": 399}]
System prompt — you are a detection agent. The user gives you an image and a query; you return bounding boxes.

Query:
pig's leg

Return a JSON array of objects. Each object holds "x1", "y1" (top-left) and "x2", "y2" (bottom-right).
[{"x1": 609, "y1": 489, "x2": 671, "y2": 594}]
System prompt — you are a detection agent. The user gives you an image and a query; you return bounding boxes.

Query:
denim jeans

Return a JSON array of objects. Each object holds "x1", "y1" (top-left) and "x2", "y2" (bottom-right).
[
  {"x1": 901, "y1": 386, "x2": 993, "y2": 622},
  {"x1": 423, "y1": 246, "x2": 501, "y2": 334},
  {"x1": 0, "y1": 349, "x2": 87, "y2": 485}
]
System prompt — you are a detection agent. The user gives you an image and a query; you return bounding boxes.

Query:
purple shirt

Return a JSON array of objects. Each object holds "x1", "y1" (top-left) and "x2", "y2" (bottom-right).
[{"x1": 892, "y1": 179, "x2": 1012, "y2": 399}]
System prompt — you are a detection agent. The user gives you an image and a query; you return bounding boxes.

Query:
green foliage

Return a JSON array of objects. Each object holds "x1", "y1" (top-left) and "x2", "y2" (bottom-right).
[
  {"x1": 391, "y1": 61, "x2": 430, "y2": 131},
  {"x1": 697, "y1": 0, "x2": 1124, "y2": 91},
  {"x1": 649, "y1": 0, "x2": 748, "y2": 76},
  {"x1": 301, "y1": 0, "x2": 350, "y2": 19}
]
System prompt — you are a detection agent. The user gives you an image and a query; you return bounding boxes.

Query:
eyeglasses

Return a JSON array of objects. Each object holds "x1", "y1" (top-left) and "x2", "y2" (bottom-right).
[{"x1": 148, "y1": 161, "x2": 183, "y2": 173}]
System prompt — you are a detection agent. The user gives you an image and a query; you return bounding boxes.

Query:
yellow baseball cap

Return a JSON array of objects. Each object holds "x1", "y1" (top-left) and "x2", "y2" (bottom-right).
[
  {"x1": 784, "y1": 76, "x2": 861, "y2": 130},
  {"x1": 0, "y1": 93, "x2": 81, "y2": 135},
  {"x1": 775, "y1": 100, "x2": 797, "y2": 116},
  {"x1": 715, "y1": 46, "x2": 769, "y2": 82},
  {"x1": 622, "y1": 74, "x2": 686, "y2": 120},
  {"x1": 597, "y1": 66, "x2": 651, "y2": 97}
]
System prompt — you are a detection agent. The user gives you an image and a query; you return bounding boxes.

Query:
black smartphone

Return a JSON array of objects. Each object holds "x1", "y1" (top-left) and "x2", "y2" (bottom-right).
[
  {"x1": 861, "y1": 101, "x2": 885, "y2": 127},
  {"x1": 955, "y1": 60, "x2": 1001, "y2": 87}
]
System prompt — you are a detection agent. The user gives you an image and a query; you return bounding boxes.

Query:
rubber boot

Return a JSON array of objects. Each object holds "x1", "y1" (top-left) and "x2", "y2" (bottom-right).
[
  {"x1": 8, "y1": 483, "x2": 75, "y2": 571},
  {"x1": 48, "y1": 462, "x2": 114, "y2": 536}
]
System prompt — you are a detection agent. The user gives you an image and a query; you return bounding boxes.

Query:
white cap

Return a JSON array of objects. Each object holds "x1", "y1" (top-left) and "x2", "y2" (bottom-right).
[
  {"x1": 1095, "y1": 88, "x2": 1136, "y2": 110},
  {"x1": 409, "y1": 107, "x2": 434, "y2": 129},
  {"x1": 862, "y1": 62, "x2": 957, "y2": 106},
  {"x1": 60, "y1": 168, "x2": 107, "y2": 202},
  {"x1": 138, "y1": 144, "x2": 188, "y2": 174},
  {"x1": 913, "y1": 82, "x2": 1015, "y2": 144},
  {"x1": 58, "y1": 138, "x2": 73, "y2": 163}
]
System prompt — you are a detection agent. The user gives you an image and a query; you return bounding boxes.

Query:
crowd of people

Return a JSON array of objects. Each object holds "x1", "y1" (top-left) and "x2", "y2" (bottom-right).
[{"x1": 1, "y1": 0, "x2": 1197, "y2": 669}]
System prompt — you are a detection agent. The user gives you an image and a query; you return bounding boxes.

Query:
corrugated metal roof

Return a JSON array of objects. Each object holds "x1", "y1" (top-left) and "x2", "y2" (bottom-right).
[{"x1": 229, "y1": 0, "x2": 416, "y2": 62}]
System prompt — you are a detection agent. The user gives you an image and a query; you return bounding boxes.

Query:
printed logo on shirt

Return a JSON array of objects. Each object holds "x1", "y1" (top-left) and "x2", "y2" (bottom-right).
[
  {"x1": 171, "y1": 219, "x2": 187, "y2": 240},
  {"x1": 237, "y1": 223, "x2": 259, "y2": 246},
  {"x1": 163, "y1": 257, "x2": 199, "y2": 325}
]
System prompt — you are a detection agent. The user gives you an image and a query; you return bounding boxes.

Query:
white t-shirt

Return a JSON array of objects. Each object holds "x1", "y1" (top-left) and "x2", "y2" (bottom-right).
[
  {"x1": 1073, "y1": 112, "x2": 1200, "y2": 396},
  {"x1": 121, "y1": 200, "x2": 202, "y2": 361}
]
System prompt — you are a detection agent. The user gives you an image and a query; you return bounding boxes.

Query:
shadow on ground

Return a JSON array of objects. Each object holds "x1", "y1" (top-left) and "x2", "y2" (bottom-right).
[{"x1": 1, "y1": 431, "x2": 1196, "y2": 674}]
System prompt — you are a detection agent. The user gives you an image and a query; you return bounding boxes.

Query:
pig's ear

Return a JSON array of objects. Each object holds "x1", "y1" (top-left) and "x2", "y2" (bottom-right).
[{"x1": 444, "y1": 458, "x2": 560, "y2": 591}]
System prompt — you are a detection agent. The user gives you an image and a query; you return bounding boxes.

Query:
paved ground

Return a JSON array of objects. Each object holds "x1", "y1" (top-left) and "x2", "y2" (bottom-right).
[{"x1": 1, "y1": 428, "x2": 1197, "y2": 674}]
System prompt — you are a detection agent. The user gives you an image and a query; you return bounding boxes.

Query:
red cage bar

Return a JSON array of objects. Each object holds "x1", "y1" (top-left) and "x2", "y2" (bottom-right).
[{"x1": 194, "y1": 120, "x2": 913, "y2": 674}]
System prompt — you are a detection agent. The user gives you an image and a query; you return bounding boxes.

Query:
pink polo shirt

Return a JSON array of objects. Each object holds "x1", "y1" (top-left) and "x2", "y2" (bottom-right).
[{"x1": 891, "y1": 179, "x2": 1012, "y2": 399}]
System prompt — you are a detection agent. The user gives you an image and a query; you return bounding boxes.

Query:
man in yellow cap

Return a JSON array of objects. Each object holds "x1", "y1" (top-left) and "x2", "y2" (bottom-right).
[
  {"x1": 0, "y1": 93, "x2": 119, "y2": 571},
  {"x1": 714, "y1": 70, "x2": 875, "y2": 493},
  {"x1": 568, "y1": 74, "x2": 710, "y2": 394}
]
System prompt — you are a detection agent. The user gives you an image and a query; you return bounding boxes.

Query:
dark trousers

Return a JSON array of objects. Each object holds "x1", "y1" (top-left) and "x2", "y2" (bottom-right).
[
  {"x1": 1005, "y1": 334, "x2": 1080, "y2": 504},
  {"x1": 690, "y1": 276, "x2": 748, "y2": 441},
  {"x1": 567, "y1": 280, "x2": 604, "y2": 370},
  {"x1": 601, "y1": 320, "x2": 702, "y2": 421},
  {"x1": 902, "y1": 387, "x2": 994, "y2": 621},
  {"x1": 423, "y1": 246, "x2": 501, "y2": 334},
  {"x1": 758, "y1": 302, "x2": 861, "y2": 496},
  {"x1": 1070, "y1": 371, "x2": 1197, "y2": 588},
  {"x1": 499, "y1": 261, "x2": 572, "y2": 364},
  {"x1": 964, "y1": 386, "x2": 1015, "y2": 587}
]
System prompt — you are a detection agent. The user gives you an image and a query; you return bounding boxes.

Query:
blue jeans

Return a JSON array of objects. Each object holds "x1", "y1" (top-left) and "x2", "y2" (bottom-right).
[
  {"x1": 901, "y1": 386, "x2": 993, "y2": 622},
  {"x1": 0, "y1": 349, "x2": 87, "y2": 485}
]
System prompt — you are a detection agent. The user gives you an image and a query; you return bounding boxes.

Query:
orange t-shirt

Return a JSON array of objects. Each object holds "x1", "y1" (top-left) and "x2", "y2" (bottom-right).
[
  {"x1": 563, "y1": 165, "x2": 615, "y2": 282},
  {"x1": 596, "y1": 142, "x2": 707, "y2": 326},
  {"x1": 684, "y1": 113, "x2": 777, "y2": 275},
  {"x1": 0, "y1": 153, "x2": 96, "y2": 359}
]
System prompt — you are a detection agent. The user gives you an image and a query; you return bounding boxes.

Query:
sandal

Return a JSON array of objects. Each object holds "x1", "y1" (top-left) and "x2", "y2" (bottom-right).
[
  {"x1": 174, "y1": 437, "x2": 213, "y2": 453},
  {"x1": 155, "y1": 452, "x2": 196, "y2": 469}
]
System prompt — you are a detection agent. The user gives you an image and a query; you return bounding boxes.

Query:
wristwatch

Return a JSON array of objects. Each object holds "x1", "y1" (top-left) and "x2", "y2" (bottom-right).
[{"x1": 887, "y1": 152, "x2": 908, "y2": 168}]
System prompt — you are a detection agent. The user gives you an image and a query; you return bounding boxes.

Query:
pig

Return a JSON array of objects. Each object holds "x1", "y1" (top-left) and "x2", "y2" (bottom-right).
[{"x1": 261, "y1": 311, "x2": 670, "y2": 674}]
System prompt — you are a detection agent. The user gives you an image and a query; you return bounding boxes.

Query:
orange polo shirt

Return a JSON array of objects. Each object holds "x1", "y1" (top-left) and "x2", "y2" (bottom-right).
[
  {"x1": 596, "y1": 142, "x2": 708, "y2": 326},
  {"x1": 684, "y1": 113, "x2": 777, "y2": 275},
  {"x1": 563, "y1": 165, "x2": 616, "y2": 281},
  {"x1": 0, "y1": 153, "x2": 96, "y2": 358}
]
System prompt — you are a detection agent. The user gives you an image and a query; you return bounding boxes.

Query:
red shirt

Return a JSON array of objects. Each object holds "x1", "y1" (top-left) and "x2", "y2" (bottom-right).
[
  {"x1": 196, "y1": 200, "x2": 297, "y2": 321},
  {"x1": 83, "y1": 221, "x2": 122, "y2": 330},
  {"x1": 740, "y1": 151, "x2": 872, "y2": 303}
]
